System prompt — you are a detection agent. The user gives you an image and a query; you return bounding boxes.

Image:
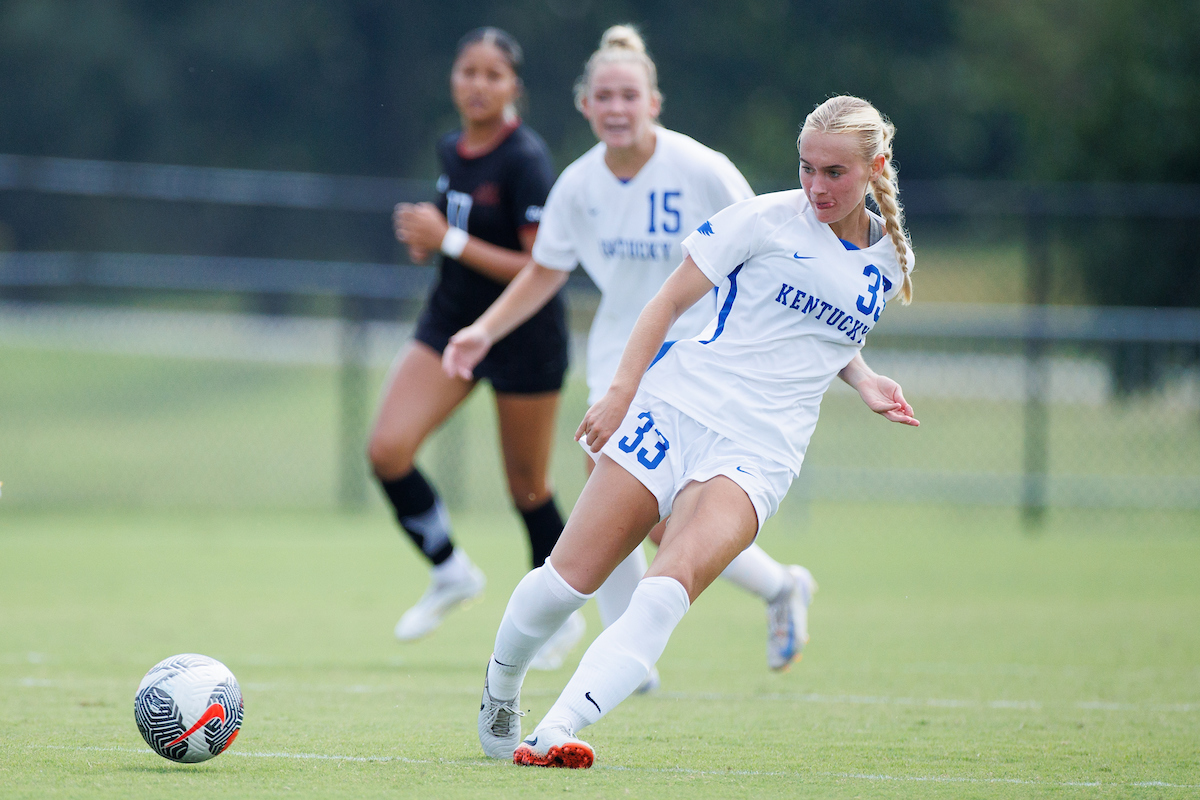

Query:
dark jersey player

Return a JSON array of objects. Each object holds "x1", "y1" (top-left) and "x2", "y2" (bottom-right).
[
  {"x1": 416, "y1": 124, "x2": 566, "y2": 390},
  {"x1": 368, "y1": 28, "x2": 570, "y2": 647}
]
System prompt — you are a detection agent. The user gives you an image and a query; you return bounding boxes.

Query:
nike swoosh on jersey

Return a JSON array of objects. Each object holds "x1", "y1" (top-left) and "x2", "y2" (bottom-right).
[
  {"x1": 793, "y1": 253, "x2": 815, "y2": 259},
  {"x1": 736, "y1": 466, "x2": 756, "y2": 475}
]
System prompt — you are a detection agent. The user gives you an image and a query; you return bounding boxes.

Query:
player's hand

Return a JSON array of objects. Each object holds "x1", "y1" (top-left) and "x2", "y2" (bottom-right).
[
  {"x1": 575, "y1": 388, "x2": 634, "y2": 453},
  {"x1": 856, "y1": 373, "x2": 919, "y2": 427},
  {"x1": 443, "y1": 324, "x2": 492, "y2": 381},
  {"x1": 405, "y1": 244, "x2": 431, "y2": 265},
  {"x1": 395, "y1": 202, "x2": 449, "y2": 252}
]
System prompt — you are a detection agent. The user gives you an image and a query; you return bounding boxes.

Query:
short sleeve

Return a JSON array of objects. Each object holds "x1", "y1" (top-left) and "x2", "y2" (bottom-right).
[
  {"x1": 705, "y1": 154, "x2": 754, "y2": 211},
  {"x1": 680, "y1": 197, "x2": 761, "y2": 287},
  {"x1": 530, "y1": 173, "x2": 580, "y2": 271},
  {"x1": 505, "y1": 137, "x2": 555, "y2": 234}
]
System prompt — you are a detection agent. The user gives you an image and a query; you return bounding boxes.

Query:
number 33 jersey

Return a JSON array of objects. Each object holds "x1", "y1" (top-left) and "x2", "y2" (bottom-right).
[
  {"x1": 641, "y1": 189, "x2": 913, "y2": 474},
  {"x1": 532, "y1": 127, "x2": 754, "y2": 402}
]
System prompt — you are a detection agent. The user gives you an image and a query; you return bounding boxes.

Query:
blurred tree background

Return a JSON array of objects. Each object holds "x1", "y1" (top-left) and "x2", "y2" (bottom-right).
[{"x1": 0, "y1": 0, "x2": 1197, "y2": 306}]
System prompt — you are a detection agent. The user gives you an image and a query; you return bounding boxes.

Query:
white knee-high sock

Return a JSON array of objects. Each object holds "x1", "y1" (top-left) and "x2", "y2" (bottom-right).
[
  {"x1": 720, "y1": 543, "x2": 791, "y2": 601},
  {"x1": 594, "y1": 545, "x2": 648, "y2": 628},
  {"x1": 488, "y1": 561, "x2": 591, "y2": 700},
  {"x1": 536, "y1": 576, "x2": 690, "y2": 735}
]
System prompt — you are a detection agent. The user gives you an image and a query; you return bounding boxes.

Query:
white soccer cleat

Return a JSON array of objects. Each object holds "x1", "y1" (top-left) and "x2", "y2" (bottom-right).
[
  {"x1": 394, "y1": 564, "x2": 485, "y2": 641},
  {"x1": 767, "y1": 565, "x2": 818, "y2": 671},
  {"x1": 478, "y1": 667, "x2": 524, "y2": 759},
  {"x1": 635, "y1": 665, "x2": 660, "y2": 694},
  {"x1": 529, "y1": 610, "x2": 586, "y2": 671},
  {"x1": 512, "y1": 725, "x2": 594, "y2": 769}
]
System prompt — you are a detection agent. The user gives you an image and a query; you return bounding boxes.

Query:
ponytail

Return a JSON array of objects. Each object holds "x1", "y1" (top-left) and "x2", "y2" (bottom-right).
[{"x1": 573, "y1": 24, "x2": 661, "y2": 114}]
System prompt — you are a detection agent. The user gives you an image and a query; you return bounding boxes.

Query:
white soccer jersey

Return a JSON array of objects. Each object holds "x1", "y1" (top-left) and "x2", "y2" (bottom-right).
[
  {"x1": 639, "y1": 190, "x2": 911, "y2": 474},
  {"x1": 531, "y1": 127, "x2": 753, "y2": 401}
]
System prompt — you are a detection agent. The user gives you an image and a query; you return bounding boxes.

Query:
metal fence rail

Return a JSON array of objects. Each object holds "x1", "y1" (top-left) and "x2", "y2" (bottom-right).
[{"x1": 2, "y1": 153, "x2": 1198, "y2": 517}]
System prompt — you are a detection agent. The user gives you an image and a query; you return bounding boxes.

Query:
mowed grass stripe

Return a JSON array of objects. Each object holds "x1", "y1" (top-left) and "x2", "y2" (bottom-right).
[
  {"x1": 3, "y1": 507, "x2": 1199, "y2": 798},
  {"x1": 12, "y1": 676, "x2": 1200, "y2": 713}
]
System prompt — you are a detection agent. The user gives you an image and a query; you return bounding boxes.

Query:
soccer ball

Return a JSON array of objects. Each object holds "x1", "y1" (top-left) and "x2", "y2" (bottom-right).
[{"x1": 134, "y1": 653, "x2": 243, "y2": 763}]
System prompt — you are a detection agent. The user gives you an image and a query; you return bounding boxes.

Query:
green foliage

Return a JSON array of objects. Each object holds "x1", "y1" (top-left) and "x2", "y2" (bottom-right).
[
  {"x1": 954, "y1": 0, "x2": 1200, "y2": 307},
  {"x1": 9, "y1": 0, "x2": 1188, "y2": 183},
  {"x1": 956, "y1": 0, "x2": 1200, "y2": 182},
  {"x1": 0, "y1": 0, "x2": 1197, "y2": 305}
]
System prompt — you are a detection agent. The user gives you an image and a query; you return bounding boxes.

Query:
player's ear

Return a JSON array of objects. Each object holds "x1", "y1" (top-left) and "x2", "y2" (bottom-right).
[
  {"x1": 870, "y1": 153, "x2": 886, "y2": 182},
  {"x1": 648, "y1": 90, "x2": 662, "y2": 121}
]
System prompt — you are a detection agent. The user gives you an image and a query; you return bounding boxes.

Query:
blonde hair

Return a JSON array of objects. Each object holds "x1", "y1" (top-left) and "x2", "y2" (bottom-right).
[
  {"x1": 573, "y1": 24, "x2": 661, "y2": 113},
  {"x1": 800, "y1": 95, "x2": 913, "y2": 304}
]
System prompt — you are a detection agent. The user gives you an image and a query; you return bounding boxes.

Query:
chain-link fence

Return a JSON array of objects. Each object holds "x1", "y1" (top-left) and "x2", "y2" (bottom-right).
[{"x1": 1, "y1": 155, "x2": 1197, "y2": 516}]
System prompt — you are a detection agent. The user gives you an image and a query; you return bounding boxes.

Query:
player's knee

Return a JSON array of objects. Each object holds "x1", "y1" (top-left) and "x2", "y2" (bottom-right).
[
  {"x1": 645, "y1": 564, "x2": 698, "y2": 603},
  {"x1": 366, "y1": 428, "x2": 416, "y2": 479},
  {"x1": 504, "y1": 465, "x2": 550, "y2": 510},
  {"x1": 647, "y1": 518, "x2": 668, "y2": 546}
]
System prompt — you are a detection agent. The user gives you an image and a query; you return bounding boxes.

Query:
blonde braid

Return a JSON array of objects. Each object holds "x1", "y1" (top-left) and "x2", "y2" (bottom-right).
[{"x1": 870, "y1": 158, "x2": 913, "y2": 304}]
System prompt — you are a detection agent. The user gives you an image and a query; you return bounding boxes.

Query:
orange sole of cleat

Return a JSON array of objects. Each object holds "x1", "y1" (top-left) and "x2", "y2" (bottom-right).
[{"x1": 513, "y1": 743, "x2": 594, "y2": 769}]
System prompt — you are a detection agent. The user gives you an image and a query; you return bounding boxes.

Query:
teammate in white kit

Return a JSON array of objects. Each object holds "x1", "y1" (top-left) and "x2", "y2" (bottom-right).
[
  {"x1": 445, "y1": 26, "x2": 815, "y2": 680},
  {"x1": 471, "y1": 94, "x2": 920, "y2": 768}
]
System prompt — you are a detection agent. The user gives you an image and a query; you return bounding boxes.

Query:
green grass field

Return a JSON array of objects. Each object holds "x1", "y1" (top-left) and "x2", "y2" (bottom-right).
[
  {"x1": 3, "y1": 504, "x2": 1199, "y2": 798},
  {"x1": 3, "y1": 345, "x2": 1198, "y2": 512}
]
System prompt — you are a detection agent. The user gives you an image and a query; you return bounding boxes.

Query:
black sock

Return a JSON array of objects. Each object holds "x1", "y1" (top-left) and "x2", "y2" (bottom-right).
[
  {"x1": 378, "y1": 469, "x2": 455, "y2": 565},
  {"x1": 521, "y1": 496, "x2": 564, "y2": 569}
]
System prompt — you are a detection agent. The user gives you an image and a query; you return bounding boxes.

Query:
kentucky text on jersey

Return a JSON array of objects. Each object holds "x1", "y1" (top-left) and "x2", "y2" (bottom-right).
[
  {"x1": 599, "y1": 238, "x2": 675, "y2": 261},
  {"x1": 773, "y1": 282, "x2": 873, "y2": 344}
]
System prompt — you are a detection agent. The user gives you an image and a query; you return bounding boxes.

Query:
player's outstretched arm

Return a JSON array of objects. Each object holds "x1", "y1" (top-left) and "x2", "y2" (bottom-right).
[
  {"x1": 443, "y1": 260, "x2": 569, "y2": 380},
  {"x1": 838, "y1": 353, "x2": 920, "y2": 427},
  {"x1": 577, "y1": 256, "x2": 716, "y2": 452}
]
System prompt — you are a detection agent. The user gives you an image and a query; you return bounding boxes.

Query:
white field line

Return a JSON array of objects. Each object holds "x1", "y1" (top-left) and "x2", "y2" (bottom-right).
[
  {"x1": 12, "y1": 675, "x2": 1198, "y2": 713},
  {"x1": 24, "y1": 745, "x2": 1200, "y2": 789}
]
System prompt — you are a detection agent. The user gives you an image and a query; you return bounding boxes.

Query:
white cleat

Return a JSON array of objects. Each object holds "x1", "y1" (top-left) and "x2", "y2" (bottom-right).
[
  {"x1": 513, "y1": 725, "x2": 594, "y2": 769},
  {"x1": 635, "y1": 665, "x2": 660, "y2": 694},
  {"x1": 529, "y1": 610, "x2": 586, "y2": 671},
  {"x1": 394, "y1": 565, "x2": 485, "y2": 641},
  {"x1": 478, "y1": 666, "x2": 524, "y2": 759},
  {"x1": 767, "y1": 565, "x2": 818, "y2": 671}
]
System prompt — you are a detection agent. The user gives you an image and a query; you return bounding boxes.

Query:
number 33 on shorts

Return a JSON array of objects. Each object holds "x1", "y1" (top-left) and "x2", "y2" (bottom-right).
[{"x1": 618, "y1": 411, "x2": 670, "y2": 470}]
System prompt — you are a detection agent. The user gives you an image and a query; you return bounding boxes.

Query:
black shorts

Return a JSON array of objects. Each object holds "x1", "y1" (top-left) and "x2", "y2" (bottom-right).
[{"x1": 413, "y1": 288, "x2": 569, "y2": 394}]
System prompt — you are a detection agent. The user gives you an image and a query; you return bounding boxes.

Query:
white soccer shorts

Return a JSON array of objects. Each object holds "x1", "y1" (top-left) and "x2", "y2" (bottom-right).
[{"x1": 587, "y1": 390, "x2": 794, "y2": 534}]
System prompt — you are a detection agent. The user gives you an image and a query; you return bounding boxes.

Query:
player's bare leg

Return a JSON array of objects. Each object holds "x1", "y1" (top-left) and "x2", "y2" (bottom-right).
[
  {"x1": 369, "y1": 342, "x2": 485, "y2": 641},
  {"x1": 645, "y1": 479, "x2": 816, "y2": 671},
  {"x1": 495, "y1": 390, "x2": 586, "y2": 669},
  {"x1": 369, "y1": 341, "x2": 474, "y2": 480},
  {"x1": 581, "y1": 451, "x2": 659, "y2": 690},
  {"x1": 516, "y1": 475, "x2": 757, "y2": 768},
  {"x1": 546, "y1": 455, "x2": 661, "y2": 594},
  {"x1": 495, "y1": 391, "x2": 560, "y2": 514},
  {"x1": 480, "y1": 456, "x2": 659, "y2": 759}
]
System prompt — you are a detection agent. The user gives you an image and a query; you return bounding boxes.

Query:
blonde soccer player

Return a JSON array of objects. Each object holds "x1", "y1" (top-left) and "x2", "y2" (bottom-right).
[
  {"x1": 445, "y1": 25, "x2": 817, "y2": 685},
  {"x1": 470, "y1": 94, "x2": 919, "y2": 767}
]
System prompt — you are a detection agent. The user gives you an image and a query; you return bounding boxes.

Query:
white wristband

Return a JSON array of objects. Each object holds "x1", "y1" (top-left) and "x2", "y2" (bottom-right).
[{"x1": 440, "y1": 227, "x2": 469, "y2": 259}]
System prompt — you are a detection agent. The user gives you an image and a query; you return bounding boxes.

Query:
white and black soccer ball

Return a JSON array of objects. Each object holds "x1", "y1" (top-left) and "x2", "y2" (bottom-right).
[{"x1": 134, "y1": 653, "x2": 243, "y2": 763}]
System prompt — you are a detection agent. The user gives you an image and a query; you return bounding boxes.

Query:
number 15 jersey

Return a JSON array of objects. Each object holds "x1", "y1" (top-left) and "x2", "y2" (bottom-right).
[{"x1": 532, "y1": 127, "x2": 754, "y2": 402}]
